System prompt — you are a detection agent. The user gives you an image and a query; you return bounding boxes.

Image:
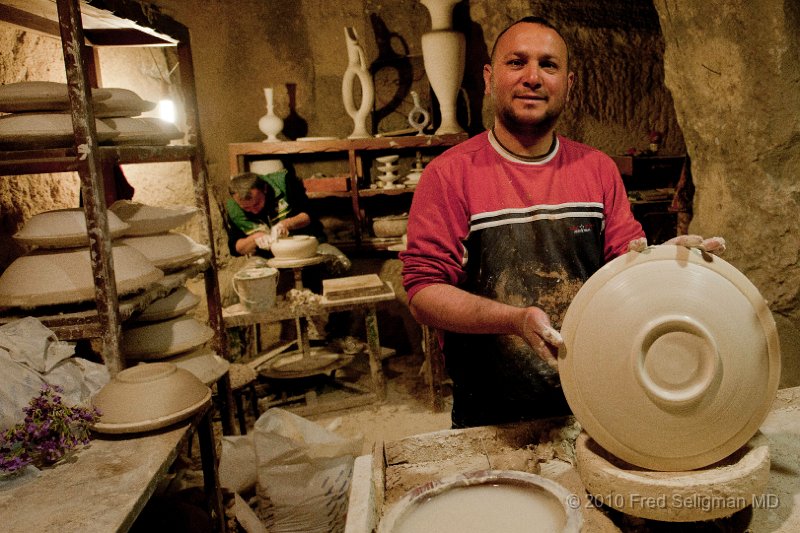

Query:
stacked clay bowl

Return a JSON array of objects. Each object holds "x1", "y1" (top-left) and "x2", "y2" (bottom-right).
[
  {"x1": 559, "y1": 245, "x2": 780, "y2": 472},
  {"x1": 91, "y1": 362, "x2": 211, "y2": 434}
]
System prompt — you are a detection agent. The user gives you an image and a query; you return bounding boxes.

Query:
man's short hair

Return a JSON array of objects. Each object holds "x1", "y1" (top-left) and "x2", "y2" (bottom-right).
[
  {"x1": 229, "y1": 172, "x2": 262, "y2": 199},
  {"x1": 489, "y1": 16, "x2": 569, "y2": 66}
]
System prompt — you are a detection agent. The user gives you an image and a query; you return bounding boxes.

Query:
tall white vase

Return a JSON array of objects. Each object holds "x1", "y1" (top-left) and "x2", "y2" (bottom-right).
[
  {"x1": 342, "y1": 27, "x2": 374, "y2": 139},
  {"x1": 420, "y1": 0, "x2": 465, "y2": 135},
  {"x1": 258, "y1": 87, "x2": 284, "y2": 142}
]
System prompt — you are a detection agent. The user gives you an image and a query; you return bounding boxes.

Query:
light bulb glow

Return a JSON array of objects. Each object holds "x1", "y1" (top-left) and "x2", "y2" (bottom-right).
[{"x1": 158, "y1": 99, "x2": 176, "y2": 123}]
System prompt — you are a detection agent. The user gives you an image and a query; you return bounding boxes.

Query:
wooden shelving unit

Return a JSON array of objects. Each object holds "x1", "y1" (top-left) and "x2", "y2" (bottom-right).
[
  {"x1": 229, "y1": 133, "x2": 468, "y2": 250},
  {"x1": 0, "y1": 0, "x2": 229, "y2": 379}
]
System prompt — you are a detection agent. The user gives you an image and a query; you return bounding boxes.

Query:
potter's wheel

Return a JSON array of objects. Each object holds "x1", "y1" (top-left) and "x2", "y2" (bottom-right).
[
  {"x1": 257, "y1": 347, "x2": 354, "y2": 379},
  {"x1": 266, "y1": 254, "x2": 325, "y2": 269},
  {"x1": 559, "y1": 245, "x2": 780, "y2": 471}
]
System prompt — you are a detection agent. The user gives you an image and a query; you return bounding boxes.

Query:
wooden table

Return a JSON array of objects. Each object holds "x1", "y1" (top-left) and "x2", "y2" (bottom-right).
[
  {"x1": 223, "y1": 281, "x2": 397, "y2": 415},
  {"x1": 0, "y1": 405, "x2": 225, "y2": 533},
  {"x1": 346, "y1": 386, "x2": 800, "y2": 533}
]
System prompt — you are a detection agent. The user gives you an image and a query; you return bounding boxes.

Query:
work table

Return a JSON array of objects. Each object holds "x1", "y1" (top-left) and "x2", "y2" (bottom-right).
[{"x1": 346, "y1": 386, "x2": 800, "y2": 532}]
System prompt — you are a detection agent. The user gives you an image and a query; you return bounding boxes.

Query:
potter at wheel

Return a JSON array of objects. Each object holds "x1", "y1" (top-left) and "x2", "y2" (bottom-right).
[{"x1": 558, "y1": 245, "x2": 781, "y2": 472}]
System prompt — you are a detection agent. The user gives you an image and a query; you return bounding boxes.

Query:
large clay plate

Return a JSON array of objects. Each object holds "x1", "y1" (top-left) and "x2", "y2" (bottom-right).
[
  {"x1": 120, "y1": 232, "x2": 210, "y2": 272},
  {"x1": 559, "y1": 245, "x2": 780, "y2": 471},
  {"x1": 122, "y1": 315, "x2": 215, "y2": 360},
  {"x1": 0, "y1": 244, "x2": 163, "y2": 308},
  {"x1": 378, "y1": 470, "x2": 582, "y2": 533}
]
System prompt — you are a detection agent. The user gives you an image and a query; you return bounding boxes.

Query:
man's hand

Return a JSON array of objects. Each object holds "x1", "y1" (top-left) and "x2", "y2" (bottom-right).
[
  {"x1": 665, "y1": 234, "x2": 726, "y2": 255},
  {"x1": 627, "y1": 235, "x2": 726, "y2": 256},
  {"x1": 520, "y1": 307, "x2": 563, "y2": 370},
  {"x1": 255, "y1": 233, "x2": 274, "y2": 250},
  {"x1": 271, "y1": 222, "x2": 288, "y2": 240}
]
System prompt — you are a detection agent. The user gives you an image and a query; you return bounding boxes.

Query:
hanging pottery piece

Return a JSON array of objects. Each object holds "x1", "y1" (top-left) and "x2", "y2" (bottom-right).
[
  {"x1": 258, "y1": 87, "x2": 284, "y2": 142},
  {"x1": 342, "y1": 27, "x2": 374, "y2": 139},
  {"x1": 420, "y1": 0, "x2": 465, "y2": 135}
]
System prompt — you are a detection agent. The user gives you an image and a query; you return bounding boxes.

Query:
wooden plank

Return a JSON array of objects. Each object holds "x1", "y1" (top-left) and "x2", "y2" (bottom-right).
[{"x1": 323, "y1": 274, "x2": 386, "y2": 300}]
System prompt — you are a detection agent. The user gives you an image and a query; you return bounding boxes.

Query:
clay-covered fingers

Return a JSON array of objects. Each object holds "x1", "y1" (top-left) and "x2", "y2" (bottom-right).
[
  {"x1": 521, "y1": 307, "x2": 563, "y2": 369},
  {"x1": 627, "y1": 237, "x2": 648, "y2": 253},
  {"x1": 700, "y1": 236, "x2": 726, "y2": 255},
  {"x1": 666, "y1": 234, "x2": 726, "y2": 255}
]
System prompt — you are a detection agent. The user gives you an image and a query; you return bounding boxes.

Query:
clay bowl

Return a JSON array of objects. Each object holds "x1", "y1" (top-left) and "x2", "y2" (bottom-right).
[
  {"x1": 91, "y1": 362, "x2": 211, "y2": 434},
  {"x1": 270, "y1": 235, "x2": 318, "y2": 260},
  {"x1": 558, "y1": 245, "x2": 781, "y2": 471},
  {"x1": 373, "y1": 215, "x2": 408, "y2": 238},
  {"x1": 378, "y1": 469, "x2": 582, "y2": 533}
]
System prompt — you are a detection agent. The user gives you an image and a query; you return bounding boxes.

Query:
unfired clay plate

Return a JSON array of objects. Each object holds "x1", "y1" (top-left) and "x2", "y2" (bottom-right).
[
  {"x1": 120, "y1": 232, "x2": 210, "y2": 272},
  {"x1": 166, "y1": 346, "x2": 230, "y2": 386},
  {"x1": 109, "y1": 200, "x2": 199, "y2": 236},
  {"x1": 136, "y1": 286, "x2": 201, "y2": 322},
  {"x1": 13, "y1": 208, "x2": 130, "y2": 249},
  {"x1": 0, "y1": 244, "x2": 163, "y2": 308},
  {"x1": 91, "y1": 362, "x2": 211, "y2": 434},
  {"x1": 559, "y1": 245, "x2": 781, "y2": 471},
  {"x1": 122, "y1": 315, "x2": 215, "y2": 360}
]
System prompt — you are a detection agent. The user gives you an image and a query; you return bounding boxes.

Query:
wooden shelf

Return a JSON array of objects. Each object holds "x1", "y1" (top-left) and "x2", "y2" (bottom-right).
[
  {"x1": 0, "y1": 145, "x2": 197, "y2": 176},
  {"x1": 229, "y1": 133, "x2": 466, "y2": 247}
]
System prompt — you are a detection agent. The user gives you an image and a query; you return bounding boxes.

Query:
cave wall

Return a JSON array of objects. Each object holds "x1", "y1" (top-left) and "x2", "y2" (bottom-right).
[{"x1": 654, "y1": 0, "x2": 800, "y2": 323}]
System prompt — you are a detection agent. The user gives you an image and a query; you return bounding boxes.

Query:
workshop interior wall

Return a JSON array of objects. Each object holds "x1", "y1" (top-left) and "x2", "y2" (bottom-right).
[{"x1": 1, "y1": 0, "x2": 799, "y2": 374}]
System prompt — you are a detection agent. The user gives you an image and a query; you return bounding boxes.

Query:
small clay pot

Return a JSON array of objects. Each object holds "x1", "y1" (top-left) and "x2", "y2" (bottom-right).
[{"x1": 270, "y1": 235, "x2": 319, "y2": 259}]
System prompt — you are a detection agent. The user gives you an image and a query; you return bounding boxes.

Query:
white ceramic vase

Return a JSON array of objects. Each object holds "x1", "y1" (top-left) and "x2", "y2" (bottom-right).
[
  {"x1": 342, "y1": 27, "x2": 374, "y2": 139},
  {"x1": 258, "y1": 87, "x2": 284, "y2": 142},
  {"x1": 420, "y1": 0, "x2": 465, "y2": 135}
]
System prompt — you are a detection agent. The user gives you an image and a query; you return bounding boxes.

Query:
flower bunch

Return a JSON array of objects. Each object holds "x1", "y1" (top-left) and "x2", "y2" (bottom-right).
[{"x1": 0, "y1": 384, "x2": 101, "y2": 474}]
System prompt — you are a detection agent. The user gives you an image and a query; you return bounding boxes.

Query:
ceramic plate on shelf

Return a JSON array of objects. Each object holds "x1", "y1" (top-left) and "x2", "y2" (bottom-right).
[
  {"x1": 120, "y1": 232, "x2": 210, "y2": 272},
  {"x1": 110, "y1": 201, "x2": 200, "y2": 236},
  {"x1": 122, "y1": 315, "x2": 215, "y2": 360},
  {"x1": 0, "y1": 244, "x2": 163, "y2": 309},
  {"x1": 297, "y1": 136, "x2": 338, "y2": 141},
  {"x1": 558, "y1": 245, "x2": 780, "y2": 471},
  {"x1": 13, "y1": 208, "x2": 129, "y2": 249}
]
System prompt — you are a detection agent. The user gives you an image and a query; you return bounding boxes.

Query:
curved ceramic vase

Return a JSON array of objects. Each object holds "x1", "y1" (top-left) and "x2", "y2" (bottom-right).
[
  {"x1": 420, "y1": 0, "x2": 465, "y2": 135},
  {"x1": 342, "y1": 27, "x2": 374, "y2": 139},
  {"x1": 258, "y1": 87, "x2": 283, "y2": 142}
]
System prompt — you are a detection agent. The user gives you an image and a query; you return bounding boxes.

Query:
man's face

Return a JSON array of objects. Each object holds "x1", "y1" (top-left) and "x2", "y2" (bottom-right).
[
  {"x1": 234, "y1": 188, "x2": 266, "y2": 214},
  {"x1": 483, "y1": 22, "x2": 574, "y2": 133}
]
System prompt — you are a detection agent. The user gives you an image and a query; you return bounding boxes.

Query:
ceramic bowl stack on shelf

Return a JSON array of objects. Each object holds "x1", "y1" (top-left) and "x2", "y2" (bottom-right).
[
  {"x1": 0, "y1": 81, "x2": 180, "y2": 149},
  {"x1": 0, "y1": 208, "x2": 164, "y2": 309},
  {"x1": 112, "y1": 201, "x2": 227, "y2": 385}
]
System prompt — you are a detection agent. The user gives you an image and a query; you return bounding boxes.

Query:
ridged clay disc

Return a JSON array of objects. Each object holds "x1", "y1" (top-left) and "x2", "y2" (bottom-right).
[{"x1": 558, "y1": 245, "x2": 780, "y2": 471}]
